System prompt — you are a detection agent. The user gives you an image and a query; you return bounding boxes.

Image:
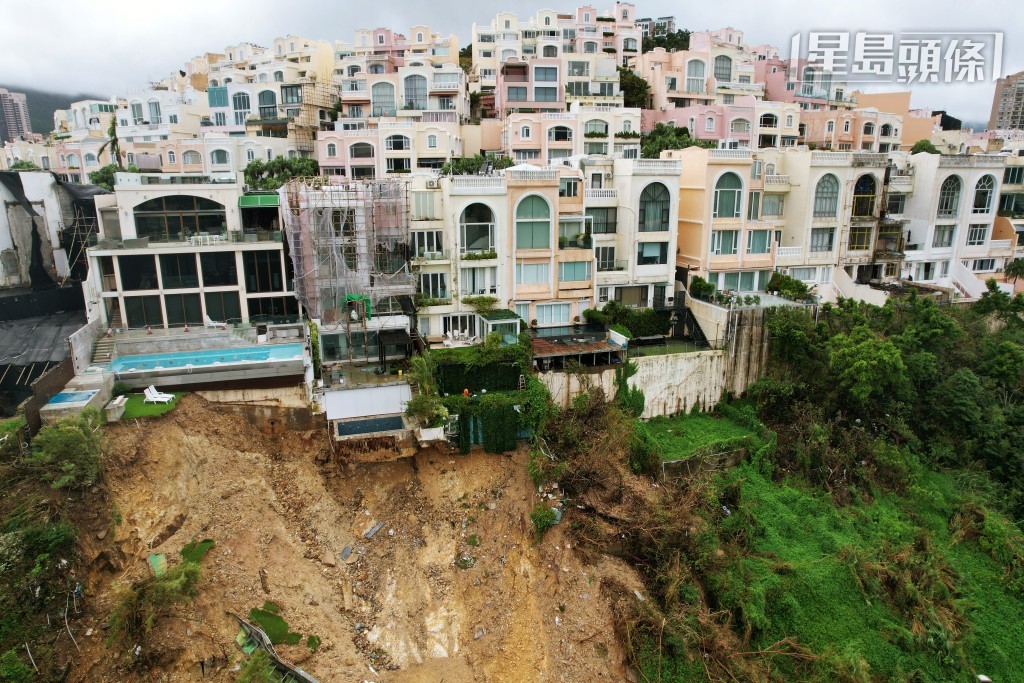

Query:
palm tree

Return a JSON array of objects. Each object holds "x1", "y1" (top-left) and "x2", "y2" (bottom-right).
[
  {"x1": 97, "y1": 116, "x2": 123, "y2": 170},
  {"x1": 1004, "y1": 257, "x2": 1024, "y2": 285}
]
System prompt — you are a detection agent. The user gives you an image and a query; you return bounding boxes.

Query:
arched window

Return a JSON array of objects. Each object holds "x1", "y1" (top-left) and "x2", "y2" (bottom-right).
[
  {"x1": 843, "y1": 120, "x2": 851, "y2": 133},
  {"x1": 416, "y1": 32, "x2": 424, "y2": 42},
  {"x1": 259, "y1": 73, "x2": 268, "y2": 83},
  {"x1": 802, "y1": 67, "x2": 816, "y2": 95},
  {"x1": 210, "y1": 149, "x2": 230, "y2": 165},
  {"x1": 880, "y1": 123, "x2": 893, "y2": 137},
  {"x1": 972, "y1": 175, "x2": 994, "y2": 214},
  {"x1": 386, "y1": 134, "x2": 410, "y2": 150},
  {"x1": 686, "y1": 60, "x2": 706, "y2": 92},
  {"x1": 133, "y1": 195, "x2": 226, "y2": 243},
  {"x1": 852, "y1": 174, "x2": 877, "y2": 217},
  {"x1": 765, "y1": 163, "x2": 776, "y2": 176},
  {"x1": 403, "y1": 74, "x2": 427, "y2": 110},
  {"x1": 863, "y1": 122, "x2": 875, "y2": 136},
  {"x1": 66, "y1": 153, "x2": 80, "y2": 168},
  {"x1": 350, "y1": 142, "x2": 374, "y2": 158},
  {"x1": 326, "y1": 143, "x2": 337, "y2": 157},
  {"x1": 210, "y1": 79, "x2": 219, "y2": 87},
  {"x1": 583, "y1": 119, "x2": 608, "y2": 135},
  {"x1": 548, "y1": 125, "x2": 572, "y2": 142},
  {"x1": 84, "y1": 153, "x2": 98, "y2": 167},
  {"x1": 544, "y1": 16, "x2": 551, "y2": 26},
  {"x1": 515, "y1": 195, "x2": 551, "y2": 249},
  {"x1": 785, "y1": 114, "x2": 794, "y2": 128},
  {"x1": 460, "y1": 203, "x2": 495, "y2": 254},
  {"x1": 274, "y1": 71, "x2": 283, "y2": 82},
  {"x1": 713, "y1": 172, "x2": 742, "y2": 218},
  {"x1": 639, "y1": 183, "x2": 670, "y2": 231},
  {"x1": 427, "y1": 135, "x2": 438, "y2": 149},
  {"x1": 167, "y1": 151, "x2": 176, "y2": 164},
  {"x1": 584, "y1": 42, "x2": 598, "y2": 53},
  {"x1": 827, "y1": 120, "x2": 835, "y2": 133},
  {"x1": 347, "y1": 65, "x2": 361, "y2": 77},
  {"x1": 759, "y1": 113, "x2": 778, "y2": 128},
  {"x1": 705, "y1": 116, "x2": 715, "y2": 132},
  {"x1": 543, "y1": 45, "x2": 558, "y2": 57},
  {"x1": 232, "y1": 92, "x2": 250, "y2": 125},
  {"x1": 501, "y1": 49, "x2": 517, "y2": 61},
  {"x1": 246, "y1": 148, "x2": 255, "y2": 162},
  {"x1": 730, "y1": 118, "x2": 750, "y2": 134},
  {"x1": 258, "y1": 90, "x2": 277, "y2": 119},
  {"x1": 813, "y1": 174, "x2": 840, "y2": 217},
  {"x1": 369, "y1": 63, "x2": 385, "y2": 74},
  {"x1": 266, "y1": 148, "x2": 273, "y2": 161},
  {"x1": 520, "y1": 125, "x2": 531, "y2": 139},
  {"x1": 623, "y1": 38, "x2": 637, "y2": 51},
  {"x1": 182, "y1": 150, "x2": 201, "y2": 165},
  {"x1": 713, "y1": 55, "x2": 732, "y2": 82},
  {"x1": 937, "y1": 175, "x2": 962, "y2": 218},
  {"x1": 371, "y1": 82, "x2": 396, "y2": 117}
]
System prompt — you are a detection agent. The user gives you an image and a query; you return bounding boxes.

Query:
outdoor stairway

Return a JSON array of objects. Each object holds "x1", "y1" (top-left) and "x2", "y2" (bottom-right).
[
  {"x1": 90, "y1": 305, "x2": 123, "y2": 366},
  {"x1": 680, "y1": 308, "x2": 711, "y2": 349}
]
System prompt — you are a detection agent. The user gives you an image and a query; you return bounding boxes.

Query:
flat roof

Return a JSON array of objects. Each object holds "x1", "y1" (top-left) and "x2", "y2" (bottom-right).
[{"x1": 324, "y1": 383, "x2": 411, "y2": 421}]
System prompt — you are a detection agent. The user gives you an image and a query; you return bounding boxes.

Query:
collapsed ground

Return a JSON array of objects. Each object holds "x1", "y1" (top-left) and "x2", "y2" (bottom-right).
[{"x1": 55, "y1": 394, "x2": 645, "y2": 681}]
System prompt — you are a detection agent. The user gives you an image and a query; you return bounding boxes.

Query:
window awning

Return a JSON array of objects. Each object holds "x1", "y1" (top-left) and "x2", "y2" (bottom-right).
[{"x1": 238, "y1": 194, "x2": 280, "y2": 207}]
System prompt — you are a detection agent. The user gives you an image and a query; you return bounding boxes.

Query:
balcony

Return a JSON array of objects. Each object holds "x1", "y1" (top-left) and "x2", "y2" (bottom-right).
[
  {"x1": 851, "y1": 153, "x2": 889, "y2": 167},
  {"x1": 597, "y1": 259, "x2": 628, "y2": 272},
  {"x1": 507, "y1": 168, "x2": 559, "y2": 182},
  {"x1": 584, "y1": 188, "x2": 618, "y2": 205},
  {"x1": 873, "y1": 235, "x2": 906, "y2": 261},
  {"x1": 412, "y1": 250, "x2": 451, "y2": 262},
  {"x1": 709, "y1": 149, "x2": 752, "y2": 161},
  {"x1": 889, "y1": 174, "x2": 915, "y2": 192},
  {"x1": 811, "y1": 151, "x2": 853, "y2": 166},
  {"x1": 763, "y1": 174, "x2": 790, "y2": 190},
  {"x1": 939, "y1": 155, "x2": 1006, "y2": 168},
  {"x1": 431, "y1": 81, "x2": 461, "y2": 91},
  {"x1": 775, "y1": 246, "x2": 802, "y2": 264},
  {"x1": 450, "y1": 176, "x2": 505, "y2": 194},
  {"x1": 988, "y1": 239, "x2": 1014, "y2": 255},
  {"x1": 543, "y1": 112, "x2": 575, "y2": 120}
]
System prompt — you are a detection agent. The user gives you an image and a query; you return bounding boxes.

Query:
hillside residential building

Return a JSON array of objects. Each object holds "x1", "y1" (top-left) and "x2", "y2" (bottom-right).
[
  {"x1": 634, "y1": 16, "x2": 675, "y2": 39},
  {"x1": 83, "y1": 173, "x2": 296, "y2": 330},
  {"x1": 799, "y1": 108, "x2": 904, "y2": 152},
  {"x1": 335, "y1": 27, "x2": 460, "y2": 68},
  {"x1": 989, "y1": 70, "x2": 1024, "y2": 131},
  {"x1": 642, "y1": 96, "x2": 800, "y2": 150},
  {"x1": 503, "y1": 106, "x2": 642, "y2": 163},
  {"x1": 0, "y1": 88, "x2": 31, "y2": 143}
]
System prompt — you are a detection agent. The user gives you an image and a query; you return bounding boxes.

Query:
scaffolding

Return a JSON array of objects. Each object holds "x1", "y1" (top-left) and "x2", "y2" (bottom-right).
[{"x1": 282, "y1": 176, "x2": 414, "y2": 325}]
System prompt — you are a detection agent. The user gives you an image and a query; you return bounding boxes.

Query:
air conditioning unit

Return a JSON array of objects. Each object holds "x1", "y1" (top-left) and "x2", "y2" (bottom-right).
[{"x1": 426, "y1": 179, "x2": 439, "y2": 189}]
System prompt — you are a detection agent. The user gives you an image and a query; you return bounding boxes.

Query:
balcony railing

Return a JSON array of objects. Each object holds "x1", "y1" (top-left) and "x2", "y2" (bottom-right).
[
  {"x1": 412, "y1": 250, "x2": 450, "y2": 261},
  {"x1": 632, "y1": 159, "x2": 682, "y2": 174},
  {"x1": 597, "y1": 259, "x2": 628, "y2": 272},
  {"x1": 507, "y1": 168, "x2": 559, "y2": 181},
  {"x1": 451, "y1": 176, "x2": 505, "y2": 194},
  {"x1": 764, "y1": 174, "x2": 790, "y2": 185},
  {"x1": 939, "y1": 155, "x2": 1006, "y2": 168},
  {"x1": 710, "y1": 149, "x2": 752, "y2": 160},
  {"x1": 811, "y1": 151, "x2": 853, "y2": 166},
  {"x1": 431, "y1": 81, "x2": 461, "y2": 90},
  {"x1": 775, "y1": 246, "x2": 802, "y2": 258},
  {"x1": 542, "y1": 112, "x2": 575, "y2": 120},
  {"x1": 584, "y1": 188, "x2": 617, "y2": 199},
  {"x1": 851, "y1": 152, "x2": 889, "y2": 167},
  {"x1": 989, "y1": 239, "x2": 1013, "y2": 251}
]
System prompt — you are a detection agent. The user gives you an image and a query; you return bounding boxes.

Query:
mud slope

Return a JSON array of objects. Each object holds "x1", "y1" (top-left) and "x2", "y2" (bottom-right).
[{"x1": 64, "y1": 395, "x2": 642, "y2": 682}]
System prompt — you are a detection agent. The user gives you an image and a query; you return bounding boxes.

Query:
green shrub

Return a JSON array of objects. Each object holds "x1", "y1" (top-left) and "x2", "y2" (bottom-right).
[
  {"x1": 108, "y1": 561, "x2": 202, "y2": 647},
  {"x1": 531, "y1": 504, "x2": 558, "y2": 538},
  {"x1": 609, "y1": 323, "x2": 632, "y2": 339},
  {"x1": 766, "y1": 271, "x2": 810, "y2": 299},
  {"x1": 236, "y1": 648, "x2": 277, "y2": 683},
  {"x1": 24, "y1": 408, "x2": 103, "y2": 489},
  {"x1": 0, "y1": 649, "x2": 32, "y2": 683},
  {"x1": 689, "y1": 275, "x2": 716, "y2": 300}
]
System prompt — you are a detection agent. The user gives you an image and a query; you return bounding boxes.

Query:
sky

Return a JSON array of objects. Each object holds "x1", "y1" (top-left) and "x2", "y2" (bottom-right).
[{"x1": 1, "y1": 0, "x2": 1021, "y2": 128}]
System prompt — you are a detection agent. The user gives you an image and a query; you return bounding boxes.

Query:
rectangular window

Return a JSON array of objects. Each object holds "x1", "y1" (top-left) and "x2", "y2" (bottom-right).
[
  {"x1": 932, "y1": 224, "x2": 955, "y2": 248},
  {"x1": 536, "y1": 302, "x2": 570, "y2": 325},
  {"x1": 848, "y1": 225, "x2": 872, "y2": 250},
  {"x1": 164, "y1": 293, "x2": 202, "y2": 326},
  {"x1": 746, "y1": 230, "x2": 771, "y2": 254},
  {"x1": 637, "y1": 242, "x2": 668, "y2": 265},
  {"x1": 887, "y1": 193, "x2": 906, "y2": 214},
  {"x1": 559, "y1": 178, "x2": 579, "y2": 197},
  {"x1": 412, "y1": 192, "x2": 438, "y2": 220},
  {"x1": 711, "y1": 230, "x2": 739, "y2": 255},
  {"x1": 460, "y1": 266, "x2": 497, "y2": 295},
  {"x1": 507, "y1": 87, "x2": 527, "y2": 101},
  {"x1": 535, "y1": 67, "x2": 558, "y2": 81},
  {"x1": 515, "y1": 263, "x2": 550, "y2": 284},
  {"x1": 747, "y1": 192, "x2": 761, "y2": 220},
  {"x1": 204, "y1": 291, "x2": 241, "y2": 322},
  {"x1": 751, "y1": 160, "x2": 763, "y2": 179},
  {"x1": 515, "y1": 303, "x2": 530, "y2": 321},
  {"x1": 558, "y1": 261, "x2": 591, "y2": 281},
  {"x1": 713, "y1": 188, "x2": 741, "y2": 218},
  {"x1": 418, "y1": 272, "x2": 448, "y2": 298},
  {"x1": 208, "y1": 87, "x2": 228, "y2": 108},
  {"x1": 790, "y1": 267, "x2": 816, "y2": 281},
  {"x1": 243, "y1": 251, "x2": 283, "y2": 292},
  {"x1": 587, "y1": 208, "x2": 617, "y2": 234},
  {"x1": 119, "y1": 255, "x2": 158, "y2": 290},
  {"x1": 123, "y1": 295, "x2": 164, "y2": 328},
  {"x1": 761, "y1": 193, "x2": 784, "y2": 217},
  {"x1": 973, "y1": 258, "x2": 995, "y2": 271},
  {"x1": 598, "y1": 286, "x2": 609, "y2": 303},
  {"x1": 1004, "y1": 166, "x2": 1024, "y2": 184},
  {"x1": 568, "y1": 61, "x2": 589, "y2": 77},
  {"x1": 596, "y1": 246, "x2": 616, "y2": 270},
  {"x1": 809, "y1": 227, "x2": 835, "y2": 252},
  {"x1": 412, "y1": 230, "x2": 443, "y2": 257},
  {"x1": 534, "y1": 86, "x2": 558, "y2": 102},
  {"x1": 213, "y1": 112, "x2": 226, "y2": 126},
  {"x1": 159, "y1": 253, "x2": 199, "y2": 289},
  {"x1": 966, "y1": 224, "x2": 988, "y2": 246}
]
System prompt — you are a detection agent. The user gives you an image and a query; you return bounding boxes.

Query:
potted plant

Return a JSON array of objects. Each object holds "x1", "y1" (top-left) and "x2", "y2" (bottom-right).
[
  {"x1": 558, "y1": 236, "x2": 568, "y2": 249},
  {"x1": 406, "y1": 393, "x2": 449, "y2": 442}
]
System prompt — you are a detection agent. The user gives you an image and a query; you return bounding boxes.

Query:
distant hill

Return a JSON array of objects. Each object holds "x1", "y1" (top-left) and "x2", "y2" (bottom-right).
[{"x1": 0, "y1": 84, "x2": 104, "y2": 137}]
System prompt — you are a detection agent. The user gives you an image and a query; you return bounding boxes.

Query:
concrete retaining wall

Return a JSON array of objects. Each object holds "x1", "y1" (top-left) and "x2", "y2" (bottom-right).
[{"x1": 113, "y1": 329, "x2": 249, "y2": 357}]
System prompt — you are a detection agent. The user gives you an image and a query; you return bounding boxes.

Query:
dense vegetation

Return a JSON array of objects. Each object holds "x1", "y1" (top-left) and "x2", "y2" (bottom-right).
[{"x1": 641, "y1": 122, "x2": 716, "y2": 159}]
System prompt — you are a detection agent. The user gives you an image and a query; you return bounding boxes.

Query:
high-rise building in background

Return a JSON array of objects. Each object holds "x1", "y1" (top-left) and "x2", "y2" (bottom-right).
[
  {"x1": 0, "y1": 88, "x2": 32, "y2": 143},
  {"x1": 989, "y1": 70, "x2": 1024, "y2": 131}
]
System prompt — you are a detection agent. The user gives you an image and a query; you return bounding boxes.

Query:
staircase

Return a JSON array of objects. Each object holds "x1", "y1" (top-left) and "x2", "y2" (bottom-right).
[
  {"x1": 90, "y1": 304, "x2": 123, "y2": 366},
  {"x1": 680, "y1": 308, "x2": 710, "y2": 349}
]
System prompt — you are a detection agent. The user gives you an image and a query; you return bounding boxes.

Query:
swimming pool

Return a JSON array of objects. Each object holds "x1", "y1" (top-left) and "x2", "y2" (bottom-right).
[
  {"x1": 110, "y1": 344, "x2": 304, "y2": 374},
  {"x1": 47, "y1": 390, "x2": 99, "y2": 405}
]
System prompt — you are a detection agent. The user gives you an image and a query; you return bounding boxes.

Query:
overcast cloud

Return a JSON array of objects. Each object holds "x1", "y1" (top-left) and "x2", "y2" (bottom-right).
[{"x1": 1, "y1": 0, "x2": 1020, "y2": 127}]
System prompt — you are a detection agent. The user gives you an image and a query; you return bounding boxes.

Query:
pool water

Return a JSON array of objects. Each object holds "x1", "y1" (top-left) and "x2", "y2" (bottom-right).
[
  {"x1": 109, "y1": 344, "x2": 304, "y2": 373},
  {"x1": 48, "y1": 390, "x2": 98, "y2": 405}
]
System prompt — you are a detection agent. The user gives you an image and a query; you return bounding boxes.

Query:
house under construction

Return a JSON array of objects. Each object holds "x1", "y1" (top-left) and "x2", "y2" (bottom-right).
[{"x1": 281, "y1": 176, "x2": 415, "y2": 373}]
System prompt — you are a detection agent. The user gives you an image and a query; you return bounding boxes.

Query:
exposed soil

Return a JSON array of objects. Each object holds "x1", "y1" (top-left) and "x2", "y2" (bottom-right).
[{"x1": 59, "y1": 395, "x2": 647, "y2": 681}]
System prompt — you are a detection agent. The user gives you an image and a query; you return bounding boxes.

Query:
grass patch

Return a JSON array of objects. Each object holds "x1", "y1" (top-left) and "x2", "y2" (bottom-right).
[
  {"x1": 180, "y1": 539, "x2": 215, "y2": 564},
  {"x1": 122, "y1": 392, "x2": 183, "y2": 419},
  {"x1": 306, "y1": 634, "x2": 321, "y2": 652},
  {"x1": 248, "y1": 602, "x2": 302, "y2": 645},
  {"x1": 645, "y1": 411, "x2": 755, "y2": 460},
  {"x1": 466, "y1": 534, "x2": 481, "y2": 547}
]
